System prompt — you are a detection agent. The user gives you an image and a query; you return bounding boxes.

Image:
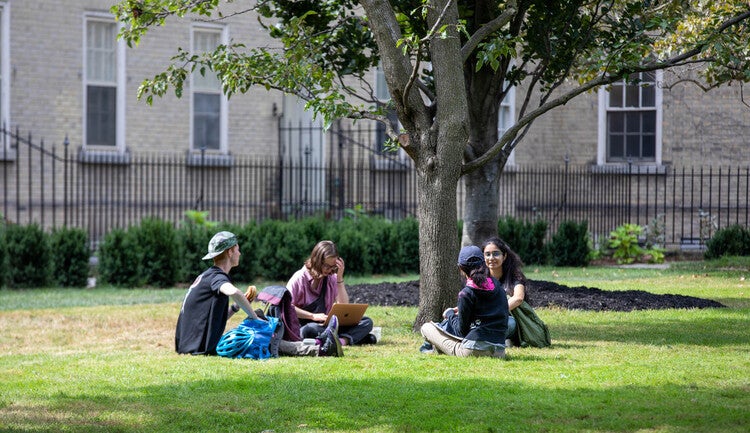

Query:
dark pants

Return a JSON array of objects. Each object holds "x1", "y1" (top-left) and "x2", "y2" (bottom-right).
[{"x1": 300, "y1": 316, "x2": 374, "y2": 345}]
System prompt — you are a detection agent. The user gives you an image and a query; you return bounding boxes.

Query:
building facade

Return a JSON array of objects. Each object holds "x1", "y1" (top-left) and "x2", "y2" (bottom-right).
[{"x1": 1, "y1": 1, "x2": 748, "y2": 249}]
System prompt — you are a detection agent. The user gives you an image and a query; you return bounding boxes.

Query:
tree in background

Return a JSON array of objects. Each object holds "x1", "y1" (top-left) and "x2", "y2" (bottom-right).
[{"x1": 113, "y1": 0, "x2": 750, "y2": 327}]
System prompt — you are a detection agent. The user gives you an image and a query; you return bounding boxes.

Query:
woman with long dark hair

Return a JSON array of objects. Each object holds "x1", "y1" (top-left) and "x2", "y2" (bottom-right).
[{"x1": 482, "y1": 237, "x2": 527, "y2": 341}]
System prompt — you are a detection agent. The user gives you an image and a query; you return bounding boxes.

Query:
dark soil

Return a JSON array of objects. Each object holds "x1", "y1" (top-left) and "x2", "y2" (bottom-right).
[{"x1": 347, "y1": 279, "x2": 726, "y2": 311}]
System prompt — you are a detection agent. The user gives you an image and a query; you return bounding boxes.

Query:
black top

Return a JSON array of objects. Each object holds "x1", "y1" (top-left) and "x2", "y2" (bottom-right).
[
  {"x1": 453, "y1": 276, "x2": 509, "y2": 344},
  {"x1": 175, "y1": 266, "x2": 231, "y2": 355}
]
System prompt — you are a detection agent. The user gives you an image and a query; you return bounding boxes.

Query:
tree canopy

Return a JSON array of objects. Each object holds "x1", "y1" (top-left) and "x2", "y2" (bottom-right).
[{"x1": 113, "y1": 0, "x2": 750, "y2": 326}]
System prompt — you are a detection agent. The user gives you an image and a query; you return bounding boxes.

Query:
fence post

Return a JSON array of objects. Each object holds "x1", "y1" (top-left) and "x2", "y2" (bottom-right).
[
  {"x1": 63, "y1": 136, "x2": 69, "y2": 227},
  {"x1": 627, "y1": 158, "x2": 633, "y2": 223},
  {"x1": 198, "y1": 147, "x2": 206, "y2": 210}
]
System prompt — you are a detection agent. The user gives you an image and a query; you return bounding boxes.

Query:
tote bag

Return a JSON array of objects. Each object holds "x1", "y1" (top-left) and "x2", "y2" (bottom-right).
[{"x1": 511, "y1": 301, "x2": 551, "y2": 348}]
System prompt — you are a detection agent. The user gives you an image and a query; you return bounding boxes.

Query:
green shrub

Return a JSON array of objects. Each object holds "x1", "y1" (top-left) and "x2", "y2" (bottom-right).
[
  {"x1": 253, "y1": 219, "x2": 312, "y2": 281},
  {"x1": 50, "y1": 227, "x2": 90, "y2": 287},
  {"x1": 4, "y1": 223, "x2": 52, "y2": 287},
  {"x1": 548, "y1": 220, "x2": 591, "y2": 267},
  {"x1": 497, "y1": 216, "x2": 549, "y2": 265},
  {"x1": 176, "y1": 223, "x2": 213, "y2": 283},
  {"x1": 328, "y1": 218, "x2": 373, "y2": 276},
  {"x1": 0, "y1": 224, "x2": 7, "y2": 287},
  {"x1": 705, "y1": 224, "x2": 750, "y2": 259},
  {"x1": 133, "y1": 217, "x2": 180, "y2": 287},
  {"x1": 98, "y1": 228, "x2": 144, "y2": 287},
  {"x1": 389, "y1": 217, "x2": 420, "y2": 274}
]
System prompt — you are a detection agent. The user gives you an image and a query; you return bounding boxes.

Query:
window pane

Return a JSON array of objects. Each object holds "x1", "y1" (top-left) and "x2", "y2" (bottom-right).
[
  {"x1": 642, "y1": 111, "x2": 656, "y2": 133},
  {"x1": 625, "y1": 83, "x2": 639, "y2": 107},
  {"x1": 642, "y1": 84, "x2": 655, "y2": 107},
  {"x1": 608, "y1": 84, "x2": 623, "y2": 107},
  {"x1": 87, "y1": 21, "x2": 116, "y2": 82},
  {"x1": 626, "y1": 135, "x2": 640, "y2": 157},
  {"x1": 642, "y1": 71, "x2": 656, "y2": 84},
  {"x1": 194, "y1": 93, "x2": 220, "y2": 150},
  {"x1": 87, "y1": 85, "x2": 116, "y2": 146},
  {"x1": 609, "y1": 135, "x2": 624, "y2": 158},
  {"x1": 626, "y1": 112, "x2": 641, "y2": 133},
  {"x1": 608, "y1": 112, "x2": 624, "y2": 133},
  {"x1": 642, "y1": 135, "x2": 655, "y2": 158},
  {"x1": 193, "y1": 30, "x2": 221, "y2": 91}
]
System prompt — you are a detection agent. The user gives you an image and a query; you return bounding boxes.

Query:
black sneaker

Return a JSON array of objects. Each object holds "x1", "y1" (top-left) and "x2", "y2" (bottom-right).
[
  {"x1": 318, "y1": 328, "x2": 343, "y2": 357},
  {"x1": 359, "y1": 334, "x2": 378, "y2": 345},
  {"x1": 419, "y1": 341, "x2": 434, "y2": 354}
]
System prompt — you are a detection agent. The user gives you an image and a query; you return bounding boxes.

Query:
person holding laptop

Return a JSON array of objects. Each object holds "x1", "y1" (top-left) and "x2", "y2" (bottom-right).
[{"x1": 287, "y1": 240, "x2": 376, "y2": 345}]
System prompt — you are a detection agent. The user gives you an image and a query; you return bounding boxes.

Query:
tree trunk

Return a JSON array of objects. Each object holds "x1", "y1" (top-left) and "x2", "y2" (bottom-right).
[
  {"x1": 413, "y1": 149, "x2": 463, "y2": 328},
  {"x1": 461, "y1": 159, "x2": 502, "y2": 246}
]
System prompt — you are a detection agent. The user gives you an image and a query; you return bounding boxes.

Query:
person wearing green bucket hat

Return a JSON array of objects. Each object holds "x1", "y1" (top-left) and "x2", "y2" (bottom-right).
[{"x1": 175, "y1": 231, "x2": 260, "y2": 355}]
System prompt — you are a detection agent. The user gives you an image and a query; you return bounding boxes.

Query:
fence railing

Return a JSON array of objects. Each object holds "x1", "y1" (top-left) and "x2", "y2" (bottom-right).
[{"x1": 1, "y1": 125, "x2": 748, "y2": 251}]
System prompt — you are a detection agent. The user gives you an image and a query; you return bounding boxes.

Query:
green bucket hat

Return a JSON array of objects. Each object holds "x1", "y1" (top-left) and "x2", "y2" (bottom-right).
[{"x1": 202, "y1": 231, "x2": 238, "y2": 260}]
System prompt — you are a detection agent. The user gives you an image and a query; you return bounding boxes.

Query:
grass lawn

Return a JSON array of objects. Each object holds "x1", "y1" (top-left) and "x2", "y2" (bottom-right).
[{"x1": 1, "y1": 259, "x2": 748, "y2": 432}]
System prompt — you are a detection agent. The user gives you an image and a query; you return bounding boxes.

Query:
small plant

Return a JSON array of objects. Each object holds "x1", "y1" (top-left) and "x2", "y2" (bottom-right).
[
  {"x1": 698, "y1": 209, "x2": 718, "y2": 245},
  {"x1": 608, "y1": 223, "x2": 645, "y2": 264},
  {"x1": 183, "y1": 210, "x2": 218, "y2": 228},
  {"x1": 344, "y1": 204, "x2": 368, "y2": 219}
]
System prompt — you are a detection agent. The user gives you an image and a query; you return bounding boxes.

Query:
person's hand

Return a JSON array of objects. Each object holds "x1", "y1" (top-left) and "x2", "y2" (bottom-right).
[
  {"x1": 335, "y1": 257, "x2": 345, "y2": 280},
  {"x1": 245, "y1": 285, "x2": 257, "y2": 302},
  {"x1": 443, "y1": 307, "x2": 458, "y2": 319},
  {"x1": 311, "y1": 313, "x2": 328, "y2": 323}
]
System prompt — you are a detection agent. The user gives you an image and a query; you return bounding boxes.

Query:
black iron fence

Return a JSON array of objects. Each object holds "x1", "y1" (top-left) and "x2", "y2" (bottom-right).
[{"x1": 1, "y1": 125, "x2": 748, "y2": 251}]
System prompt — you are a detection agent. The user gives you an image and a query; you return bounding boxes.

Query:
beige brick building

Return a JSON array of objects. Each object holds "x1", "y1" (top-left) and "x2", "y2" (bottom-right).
[{"x1": 1, "y1": 1, "x2": 748, "y2": 248}]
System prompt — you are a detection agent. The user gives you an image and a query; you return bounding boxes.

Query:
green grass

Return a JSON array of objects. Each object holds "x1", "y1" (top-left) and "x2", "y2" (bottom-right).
[{"x1": 1, "y1": 259, "x2": 749, "y2": 432}]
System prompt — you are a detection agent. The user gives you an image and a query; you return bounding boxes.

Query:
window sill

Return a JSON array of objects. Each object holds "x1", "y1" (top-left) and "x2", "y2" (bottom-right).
[
  {"x1": 186, "y1": 151, "x2": 234, "y2": 167},
  {"x1": 591, "y1": 164, "x2": 667, "y2": 175},
  {"x1": 78, "y1": 148, "x2": 131, "y2": 165}
]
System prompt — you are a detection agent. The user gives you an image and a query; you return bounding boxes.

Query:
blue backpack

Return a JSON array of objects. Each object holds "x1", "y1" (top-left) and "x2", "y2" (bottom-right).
[{"x1": 217, "y1": 316, "x2": 279, "y2": 360}]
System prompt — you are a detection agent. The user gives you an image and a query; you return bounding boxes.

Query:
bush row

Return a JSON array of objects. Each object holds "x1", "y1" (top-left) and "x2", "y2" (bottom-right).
[
  {"x1": 2, "y1": 216, "x2": 748, "y2": 288},
  {"x1": 0, "y1": 224, "x2": 90, "y2": 288},
  {"x1": 97, "y1": 215, "x2": 421, "y2": 287}
]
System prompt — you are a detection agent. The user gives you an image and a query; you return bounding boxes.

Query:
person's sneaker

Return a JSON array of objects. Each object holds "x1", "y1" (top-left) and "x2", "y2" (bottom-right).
[
  {"x1": 318, "y1": 328, "x2": 343, "y2": 357},
  {"x1": 325, "y1": 314, "x2": 339, "y2": 337},
  {"x1": 359, "y1": 334, "x2": 378, "y2": 345},
  {"x1": 419, "y1": 341, "x2": 434, "y2": 354},
  {"x1": 505, "y1": 339, "x2": 513, "y2": 348}
]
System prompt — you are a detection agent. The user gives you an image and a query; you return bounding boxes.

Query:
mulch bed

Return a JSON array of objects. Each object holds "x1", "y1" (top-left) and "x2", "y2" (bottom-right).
[{"x1": 346, "y1": 279, "x2": 726, "y2": 311}]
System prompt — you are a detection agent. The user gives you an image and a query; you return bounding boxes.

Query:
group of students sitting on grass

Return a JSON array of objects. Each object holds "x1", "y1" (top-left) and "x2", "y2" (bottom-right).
[{"x1": 175, "y1": 231, "x2": 549, "y2": 360}]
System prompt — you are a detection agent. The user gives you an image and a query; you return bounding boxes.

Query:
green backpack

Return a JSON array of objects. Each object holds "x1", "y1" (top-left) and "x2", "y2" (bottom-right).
[{"x1": 511, "y1": 301, "x2": 552, "y2": 348}]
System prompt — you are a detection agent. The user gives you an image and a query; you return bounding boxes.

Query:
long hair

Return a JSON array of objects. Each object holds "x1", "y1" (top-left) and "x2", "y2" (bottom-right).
[
  {"x1": 305, "y1": 240, "x2": 339, "y2": 280},
  {"x1": 482, "y1": 237, "x2": 526, "y2": 289}
]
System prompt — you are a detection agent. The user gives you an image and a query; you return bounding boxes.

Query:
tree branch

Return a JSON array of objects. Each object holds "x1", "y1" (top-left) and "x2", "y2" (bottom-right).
[{"x1": 461, "y1": 0, "x2": 518, "y2": 63}]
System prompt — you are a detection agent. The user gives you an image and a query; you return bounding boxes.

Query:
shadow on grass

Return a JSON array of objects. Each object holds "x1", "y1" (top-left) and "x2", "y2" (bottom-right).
[{"x1": 3, "y1": 371, "x2": 747, "y2": 433}]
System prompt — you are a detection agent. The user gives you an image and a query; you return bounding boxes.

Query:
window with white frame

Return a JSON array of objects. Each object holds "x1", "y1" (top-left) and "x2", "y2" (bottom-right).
[
  {"x1": 599, "y1": 71, "x2": 662, "y2": 165},
  {"x1": 84, "y1": 16, "x2": 124, "y2": 149},
  {"x1": 191, "y1": 26, "x2": 227, "y2": 152}
]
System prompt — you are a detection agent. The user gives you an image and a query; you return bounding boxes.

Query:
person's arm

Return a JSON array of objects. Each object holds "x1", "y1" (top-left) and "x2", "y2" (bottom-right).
[
  {"x1": 456, "y1": 290, "x2": 474, "y2": 337},
  {"x1": 334, "y1": 257, "x2": 349, "y2": 304},
  {"x1": 507, "y1": 283, "x2": 525, "y2": 311},
  {"x1": 219, "y1": 282, "x2": 259, "y2": 320}
]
